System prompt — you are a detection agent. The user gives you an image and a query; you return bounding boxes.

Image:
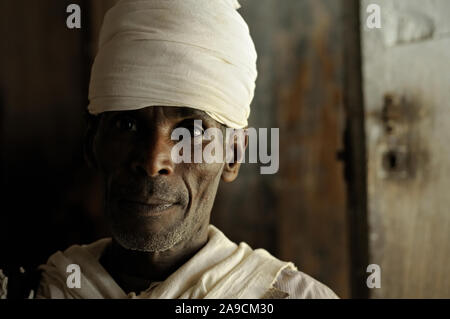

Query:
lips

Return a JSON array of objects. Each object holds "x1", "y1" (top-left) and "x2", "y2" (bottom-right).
[{"x1": 117, "y1": 198, "x2": 177, "y2": 216}]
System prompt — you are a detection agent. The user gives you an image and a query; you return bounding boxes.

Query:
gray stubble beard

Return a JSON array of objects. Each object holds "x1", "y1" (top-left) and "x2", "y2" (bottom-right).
[{"x1": 109, "y1": 206, "x2": 203, "y2": 253}]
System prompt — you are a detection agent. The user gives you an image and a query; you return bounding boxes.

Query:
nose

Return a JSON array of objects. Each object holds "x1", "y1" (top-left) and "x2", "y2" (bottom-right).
[{"x1": 131, "y1": 135, "x2": 175, "y2": 177}]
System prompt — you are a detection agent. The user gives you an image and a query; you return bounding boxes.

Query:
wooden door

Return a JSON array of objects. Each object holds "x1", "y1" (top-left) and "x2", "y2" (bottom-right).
[{"x1": 362, "y1": 0, "x2": 450, "y2": 298}]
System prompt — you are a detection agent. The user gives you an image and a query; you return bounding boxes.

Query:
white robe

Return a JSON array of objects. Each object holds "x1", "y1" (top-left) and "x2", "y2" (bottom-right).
[{"x1": 36, "y1": 225, "x2": 338, "y2": 299}]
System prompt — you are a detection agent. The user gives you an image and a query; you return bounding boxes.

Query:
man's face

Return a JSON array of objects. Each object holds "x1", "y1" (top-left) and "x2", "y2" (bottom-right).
[{"x1": 91, "y1": 106, "x2": 234, "y2": 252}]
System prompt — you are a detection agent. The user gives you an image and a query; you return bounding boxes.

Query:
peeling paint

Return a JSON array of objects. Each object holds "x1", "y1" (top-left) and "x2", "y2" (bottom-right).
[{"x1": 384, "y1": 10, "x2": 435, "y2": 46}]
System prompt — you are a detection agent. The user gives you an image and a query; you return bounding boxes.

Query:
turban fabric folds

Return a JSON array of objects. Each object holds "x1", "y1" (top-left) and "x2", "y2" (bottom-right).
[{"x1": 88, "y1": 0, "x2": 258, "y2": 129}]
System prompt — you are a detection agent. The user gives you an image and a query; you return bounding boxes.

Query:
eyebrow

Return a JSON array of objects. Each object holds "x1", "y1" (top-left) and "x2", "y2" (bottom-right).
[
  {"x1": 172, "y1": 107, "x2": 209, "y2": 119},
  {"x1": 172, "y1": 108, "x2": 226, "y2": 131},
  {"x1": 170, "y1": 107, "x2": 219, "y2": 126}
]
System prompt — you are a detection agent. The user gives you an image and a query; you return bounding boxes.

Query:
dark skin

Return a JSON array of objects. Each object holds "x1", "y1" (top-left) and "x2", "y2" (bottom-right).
[{"x1": 85, "y1": 106, "x2": 247, "y2": 294}]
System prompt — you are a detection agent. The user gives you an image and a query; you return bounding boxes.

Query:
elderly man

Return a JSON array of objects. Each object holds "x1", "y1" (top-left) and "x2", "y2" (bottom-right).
[{"x1": 33, "y1": 0, "x2": 338, "y2": 299}]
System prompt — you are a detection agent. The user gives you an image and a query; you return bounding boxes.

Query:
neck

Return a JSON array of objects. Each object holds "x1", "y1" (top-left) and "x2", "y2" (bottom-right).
[{"x1": 100, "y1": 226, "x2": 209, "y2": 294}]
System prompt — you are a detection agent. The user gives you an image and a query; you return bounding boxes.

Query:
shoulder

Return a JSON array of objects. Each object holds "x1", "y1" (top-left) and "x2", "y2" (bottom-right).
[
  {"x1": 273, "y1": 267, "x2": 339, "y2": 299},
  {"x1": 36, "y1": 238, "x2": 112, "y2": 299}
]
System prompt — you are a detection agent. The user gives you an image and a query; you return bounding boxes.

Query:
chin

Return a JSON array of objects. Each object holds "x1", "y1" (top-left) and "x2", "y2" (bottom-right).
[
  {"x1": 113, "y1": 230, "x2": 182, "y2": 252},
  {"x1": 109, "y1": 215, "x2": 188, "y2": 252}
]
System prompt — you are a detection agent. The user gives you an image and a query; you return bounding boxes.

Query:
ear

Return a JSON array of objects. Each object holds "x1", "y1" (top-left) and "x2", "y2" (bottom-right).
[
  {"x1": 222, "y1": 130, "x2": 248, "y2": 183},
  {"x1": 84, "y1": 113, "x2": 100, "y2": 169}
]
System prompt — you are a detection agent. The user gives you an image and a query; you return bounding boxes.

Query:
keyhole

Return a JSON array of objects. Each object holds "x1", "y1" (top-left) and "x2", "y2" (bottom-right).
[
  {"x1": 382, "y1": 148, "x2": 410, "y2": 178},
  {"x1": 387, "y1": 151, "x2": 397, "y2": 170}
]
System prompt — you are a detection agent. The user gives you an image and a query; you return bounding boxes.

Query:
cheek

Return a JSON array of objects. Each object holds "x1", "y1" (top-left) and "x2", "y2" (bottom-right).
[
  {"x1": 94, "y1": 135, "x2": 132, "y2": 174},
  {"x1": 182, "y1": 162, "x2": 223, "y2": 203}
]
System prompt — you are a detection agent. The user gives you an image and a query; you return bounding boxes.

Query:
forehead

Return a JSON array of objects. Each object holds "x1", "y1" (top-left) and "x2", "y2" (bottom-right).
[{"x1": 103, "y1": 106, "x2": 213, "y2": 121}]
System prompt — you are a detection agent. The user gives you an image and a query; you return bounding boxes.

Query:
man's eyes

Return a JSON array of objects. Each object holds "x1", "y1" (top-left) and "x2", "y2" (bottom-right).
[
  {"x1": 192, "y1": 125, "x2": 204, "y2": 138},
  {"x1": 115, "y1": 116, "x2": 138, "y2": 132},
  {"x1": 178, "y1": 120, "x2": 205, "y2": 138},
  {"x1": 113, "y1": 116, "x2": 205, "y2": 137}
]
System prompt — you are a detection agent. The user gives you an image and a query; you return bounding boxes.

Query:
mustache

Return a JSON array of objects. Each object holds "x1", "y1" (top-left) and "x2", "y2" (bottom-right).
[{"x1": 110, "y1": 175, "x2": 188, "y2": 205}]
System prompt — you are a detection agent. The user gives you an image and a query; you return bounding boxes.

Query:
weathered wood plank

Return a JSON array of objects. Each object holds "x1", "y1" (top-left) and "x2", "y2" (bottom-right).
[{"x1": 362, "y1": 0, "x2": 450, "y2": 298}]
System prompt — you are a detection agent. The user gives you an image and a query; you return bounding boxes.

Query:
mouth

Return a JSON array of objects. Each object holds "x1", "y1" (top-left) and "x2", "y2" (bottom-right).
[{"x1": 117, "y1": 199, "x2": 178, "y2": 217}]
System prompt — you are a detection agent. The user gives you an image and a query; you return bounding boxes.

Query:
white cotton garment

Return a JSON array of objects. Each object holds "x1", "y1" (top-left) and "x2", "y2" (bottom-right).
[
  {"x1": 88, "y1": 0, "x2": 258, "y2": 129},
  {"x1": 36, "y1": 225, "x2": 298, "y2": 299}
]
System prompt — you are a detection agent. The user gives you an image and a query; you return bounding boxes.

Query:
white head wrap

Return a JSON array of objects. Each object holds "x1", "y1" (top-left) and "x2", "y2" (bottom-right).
[{"x1": 88, "y1": 0, "x2": 257, "y2": 129}]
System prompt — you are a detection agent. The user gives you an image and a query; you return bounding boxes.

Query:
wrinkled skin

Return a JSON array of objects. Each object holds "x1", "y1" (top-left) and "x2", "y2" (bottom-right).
[{"x1": 85, "y1": 106, "x2": 246, "y2": 293}]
